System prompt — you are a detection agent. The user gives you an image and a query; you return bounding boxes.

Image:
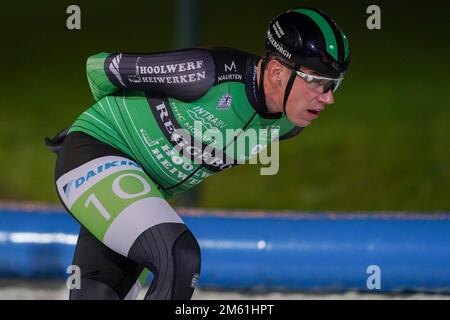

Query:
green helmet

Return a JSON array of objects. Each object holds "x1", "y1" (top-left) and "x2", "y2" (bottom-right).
[
  {"x1": 266, "y1": 7, "x2": 350, "y2": 78},
  {"x1": 260, "y1": 7, "x2": 350, "y2": 113}
]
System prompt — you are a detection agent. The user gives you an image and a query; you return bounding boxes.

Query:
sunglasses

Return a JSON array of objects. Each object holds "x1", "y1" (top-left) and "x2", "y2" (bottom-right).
[{"x1": 279, "y1": 61, "x2": 344, "y2": 94}]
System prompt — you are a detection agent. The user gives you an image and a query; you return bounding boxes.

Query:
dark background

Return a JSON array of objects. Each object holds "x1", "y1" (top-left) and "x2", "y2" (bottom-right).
[{"x1": 1, "y1": 0, "x2": 449, "y2": 211}]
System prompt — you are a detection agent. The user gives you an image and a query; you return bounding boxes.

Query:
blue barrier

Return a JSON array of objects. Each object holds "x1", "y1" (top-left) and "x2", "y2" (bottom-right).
[{"x1": 1, "y1": 204, "x2": 450, "y2": 293}]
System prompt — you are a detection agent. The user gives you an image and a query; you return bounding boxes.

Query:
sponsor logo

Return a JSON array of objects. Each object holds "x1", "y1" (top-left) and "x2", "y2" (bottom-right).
[
  {"x1": 139, "y1": 60, "x2": 204, "y2": 74},
  {"x1": 186, "y1": 106, "x2": 227, "y2": 131},
  {"x1": 173, "y1": 103, "x2": 216, "y2": 145},
  {"x1": 186, "y1": 110, "x2": 220, "y2": 135},
  {"x1": 273, "y1": 20, "x2": 285, "y2": 38},
  {"x1": 62, "y1": 160, "x2": 140, "y2": 197},
  {"x1": 217, "y1": 94, "x2": 232, "y2": 109},
  {"x1": 154, "y1": 100, "x2": 281, "y2": 174},
  {"x1": 218, "y1": 60, "x2": 242, "y2": 82},
  {"x1": 251, "y1": 65, "x2": 258, "y2": 99},
  {"x1": 62, "y1": 180, "x2": 74, "y2": 197},
  {"x1": 109, "y1": 54, "x2": 126, "y2": 87},
  {"x1": 224, "y1": 61, "x2": 237, "y2": 72},
  {"x1": 267, "y1": 30, "x2": 292, "y2": 59},
  {"x1": 218, "y1": 74, "x2": 242, "y2": 81},
  {"x1": 127, "y1": 57, "x2": 206, "y2": 84},
  {"x1": 171, "y1": 102, "x2": 187, "y2": 122},
  {"x1": 154, "y1": 101, "x2": 178, "y2": 136},
  {"x1": 153, "y1": 101, "x2": 228, "y2": 169}
]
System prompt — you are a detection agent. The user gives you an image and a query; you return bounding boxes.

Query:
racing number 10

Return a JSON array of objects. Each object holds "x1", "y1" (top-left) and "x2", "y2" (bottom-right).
[{"x1": 84, "y1": 173, "x2": 152, "y2": 221}]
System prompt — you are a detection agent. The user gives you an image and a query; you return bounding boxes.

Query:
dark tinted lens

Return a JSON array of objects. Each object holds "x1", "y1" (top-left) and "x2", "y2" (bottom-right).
[{"x1": 323, "y1": 80, "x2": 336, "y2": 93}]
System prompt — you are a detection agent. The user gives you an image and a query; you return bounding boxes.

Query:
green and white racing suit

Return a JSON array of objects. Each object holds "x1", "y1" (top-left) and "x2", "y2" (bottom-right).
[{"x1": 52, "y1": 47, "x2": 303, "y2": 300}]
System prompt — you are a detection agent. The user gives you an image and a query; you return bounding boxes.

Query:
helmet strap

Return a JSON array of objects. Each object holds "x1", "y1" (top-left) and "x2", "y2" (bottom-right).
[
  {"x1": 258, "y1": 54, "x2": 269, "y2": 108},
  {"x1": 283, "y1": 70, "x2": 297, "y2": 115},
  {"x1": 260, "y1": 54, "x2": 299, "y2": 117}
]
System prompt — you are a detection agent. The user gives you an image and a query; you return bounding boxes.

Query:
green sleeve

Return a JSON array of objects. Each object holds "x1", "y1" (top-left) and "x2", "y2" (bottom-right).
[{"x1": 86, "y1": 52, "x2": 118, "y2": 101}]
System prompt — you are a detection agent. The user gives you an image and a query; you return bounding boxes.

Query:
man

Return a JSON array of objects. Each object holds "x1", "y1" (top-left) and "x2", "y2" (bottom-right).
[{"x1": 46, "y1": 7, "x2": 350, "y2": 299}]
